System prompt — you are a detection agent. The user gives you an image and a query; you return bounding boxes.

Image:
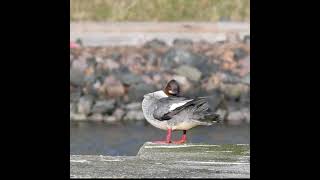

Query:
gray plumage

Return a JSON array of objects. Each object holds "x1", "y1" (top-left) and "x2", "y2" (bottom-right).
[{"x1": 142, "y1": 90, "x2": 220, "y2": 131}]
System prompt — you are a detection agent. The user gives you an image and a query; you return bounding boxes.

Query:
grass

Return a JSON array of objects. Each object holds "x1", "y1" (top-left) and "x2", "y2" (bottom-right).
[{"x1": 70, "y1": 0, "x2": 250, "y2": 22}]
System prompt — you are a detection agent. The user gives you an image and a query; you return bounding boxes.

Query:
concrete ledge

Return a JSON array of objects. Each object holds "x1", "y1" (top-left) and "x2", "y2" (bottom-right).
[
  {"x1": 70, "y1": 142, "x2": 250, "y2": 178},
  {"x1": 70, "y1": 22, "x2": 250, "y2": 46}
]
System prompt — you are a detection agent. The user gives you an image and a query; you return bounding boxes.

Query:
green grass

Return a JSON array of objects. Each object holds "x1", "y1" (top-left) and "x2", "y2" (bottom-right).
[{"x1": 70, "y1": 0, "x2": 250, "y2": 22}]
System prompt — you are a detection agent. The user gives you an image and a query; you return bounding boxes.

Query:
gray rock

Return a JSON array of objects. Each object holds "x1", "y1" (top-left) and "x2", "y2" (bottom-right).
[
  {"x1": 144, "y1": 51, "x2": 158, "y2": 65},
  {"x1": 220, "y1": 83, "x2": 250, "y2": 100},
  {"x1": 125, "y1": 102, "x2": 142, "y2": 110},
  {"x1": 162, "y1": 48, "x2": 209, "y2": 72},
  {"x1": 70, "y1": 59, "x2": 89, "y2": 86},
  {"x1": 174, "y1": 65, "x2": 202, "y2": 81},
  {"x1": 70, "y1": 89, "x2": 82, "y2": 102},
  {"x1": 233, "y1": 48, "x2": 248, "y2": 61},
  {"x1": 86, "y1": 57, "x2": 97, "y2": 67},
  {"x1": 205, "y1": 91, "x2": 223, "y2": 111},
  {"x1": 242, "y1": 73, "x2": 250, "y2": 85},
  {"x1": 70, "y1": 113, "x2": 87, "y2": 121},
  {"x1": 88, "y1": 113, "x2": 104, "y2": 122},
  {"x1": 227, "y1": 108, "x2": 250, "y2": 125},
  {"x1": 199, "y1": 62, "x2": 219, "y2": 77},
  {"x1": 172, "y1": 38, "x2": 193, "y2": 49},
  {"x1": 70, "y1": 103, "x2": 77, "y2": 113},
  {"x1": 128, "y1": 83, "x2": 157, "y2": 102},
  {"x1": 243, "y1": 35, "x2": 250, "y2": 45},
  {"x1": 112, "y1": 108, "x2": 125, "y2": 120},
  {"x1": 215, "y1": 108, "x2": 228, "y2": 121},
  {"x1": 242, "y1": 108, "x2": 250, "y2": 123},
  {"x1": 77, "y1": 95, "x2": 94, "y2": 115},
  {"x1": 103, "y1": 115, "x2": 119, "y2": 123},
  {"x1": 123, "y1": 110, "x2": 145, "y2": 121},
  {"x1": 70, "y1": 67, "x2": 85, "y2": 86},
  {"x1": 91, "y1": 100, "x2": 116, "y2": 114},
  {"x1": 116, "y1": 72, "x2": 143, "y2": 85},
  {"x1": 217, "y1": 72, "x2": 242, "y2": 84},
  {"x1": 144, "y1": 39, "x2": 167, "y2": 49},
  {"x1": 111, "y1": 52, "x2": 122, "y2": 61},
  {"x1": 84, "y1": 73, "x2": 96, "y2": 85}
]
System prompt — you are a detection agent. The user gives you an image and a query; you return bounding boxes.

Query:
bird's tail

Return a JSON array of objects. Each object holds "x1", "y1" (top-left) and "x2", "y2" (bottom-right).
[
  {"x1": 190, "y1": 98, "x2": 221, "y2": 125},
  {"x1": 203, "y1": 112, "x2": 221, "y2": 124}
]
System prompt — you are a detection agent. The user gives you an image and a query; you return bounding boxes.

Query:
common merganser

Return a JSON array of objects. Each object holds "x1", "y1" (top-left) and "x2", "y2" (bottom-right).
[{"x1": 142, "y1": 80, "x2": 220, "y2": 144}]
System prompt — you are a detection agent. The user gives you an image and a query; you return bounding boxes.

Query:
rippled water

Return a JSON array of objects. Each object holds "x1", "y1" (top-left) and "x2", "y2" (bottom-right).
[{"x1": 70, "y1": 121, "x2": 250, "y2": 156}]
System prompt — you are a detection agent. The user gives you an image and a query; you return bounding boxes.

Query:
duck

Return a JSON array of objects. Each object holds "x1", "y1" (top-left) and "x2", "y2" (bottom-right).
[{"x1": 142, "y1": 80, "x2": 220, "y2": 144}]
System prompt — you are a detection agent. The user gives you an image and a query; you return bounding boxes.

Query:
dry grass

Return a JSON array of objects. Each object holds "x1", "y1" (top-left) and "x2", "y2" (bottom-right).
[{"x1": 70, "y1": 0, "x2": 250, "y2": 22}]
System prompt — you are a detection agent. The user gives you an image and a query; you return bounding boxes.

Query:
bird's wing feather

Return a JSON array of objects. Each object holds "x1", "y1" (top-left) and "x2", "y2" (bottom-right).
[
  {"x1": 160, "y1": 97, "x2": 208, "y2": 120},
  {"x1": 153, "y1": 97, "x2": 192, "y2": 121}
]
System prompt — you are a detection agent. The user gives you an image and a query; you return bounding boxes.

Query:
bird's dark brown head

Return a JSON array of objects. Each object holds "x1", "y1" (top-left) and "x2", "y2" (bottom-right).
[{"x1": 164, "y1": 80, "x2": 180, "y2": 96}]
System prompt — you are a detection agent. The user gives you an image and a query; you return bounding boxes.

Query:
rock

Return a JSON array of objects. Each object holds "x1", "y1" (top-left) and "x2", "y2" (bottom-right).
[
  {"x1": 72, "y1": 58, "x2": 88, "y2": 71},
  {"x1": 242, "y1": 73, "x2": 250, "y2": 85},
  {"x1": 172, "y1": 38, "x2": 193, "y2": 49},
  {"x1": 112, "y1": 108, "x2": 125, "y2": 120},
  {"x1": 204, "y1": 74, "x2": 220, "y2": 91},
  {"x1": 144, "y1": 39, "x2": 167, "y2": 49},
  {"x1": 172, "y1": 75, "x2": 192, "y2": 92},
  {"x1": 141, "y1": 75, "x2": 154, "y2": 84},
  {"x1": 104, "y1": 58, "x2": 120, "y2": 71},
  {"x1": 91, "y1": 99, "x2": 116, "y2": 114},
  {"x1": 70, "y1": 87, "x2": 82, "y2": 102},
  {"x1": 116, "y1": 72, "x2": 143, "y2": 85},
  {"x1": 162, "y1": 49, "x2": 208, "y2": 70},
  {"x1": 233, "y1": 48, "x2": 248, "y2": 61},
  {"x1": 88, "y1": 113, "x2": 104, "y2": 122},
  {"x1": 125, "y1": 102, "x2": 142, "y2": 110},
  {"x1": 93, "y1": 80, "x2": 103, "y2": 92},
  {"x1": 70, "y1": 58, "x2": 88, "y2": 85},
  {"x1": 103, "y1": 76, "x2": 126, "y2": 97},
  {"x1": 126, "y1": 54, "x2": 146, "y2": 74},
  {"x1": 227, "y1": 108, "x2": 250, "y2": 125},
  {"x1": 106, "y1": 84, "x2": 125, "y2": 97},
  {"x1": 243, "y1": 35, "x2": 250, "y2": 45},
  {"x1": 214, "y1": 72, "x2": 242, "y2": 84},
  {"x1": 220, "y1": 83, "x2": 250, "y2": 100},
  {"x1": 198, "y1": 62, "x2": 219, "y2": 77},
  {"x1": 237, "y1": 56, "x2": 250, "y2": 77},
  {"x1": 128, "y1": 83, "x2": 157, "y2": 102},
  {"x1": 83, "y1": 66, "x2": 96, "y2": 84},
  {"x1": 123, "y1": 110, "x2": 145, "y2": 121},
  {"x1": 111, "y1": 52, "x2": 122, "y2": 61},
  {"x1": 205, "y1": 91, "x2": 223, "y2": 111},
  {"x1": 174, "y1": 65, "x2": 202, "y2": 81},
  {"x1": 86, "y1": 56, "x2": 97, "y2": 67},
  {"x1": 226, "y1": 32, "x2": 241, "y2": 43},
  {"x1": 103, "y1": 115, "x2": 119, "y2": 123},
  {"x1": 70, "y1": 103, "x2": 77, "y2": 113},
  {"x1": 70, "y1": 113, "x2": 87, "y2": 121},
  {"x1": 70, "y1": 66, "x2": 85, "y2": 86},
  {"x1": 144, "y1": 51, "x2": 158, "y2": 65},
  {"x1": 242, "y1": 108, "x2": 250, "y2": 123},
  {"x1": 215, "y1": 108, "x2": 228, "y2": 121},
  {"x1": 77, "y1": 95, "x2": 94, "y2": 115}
]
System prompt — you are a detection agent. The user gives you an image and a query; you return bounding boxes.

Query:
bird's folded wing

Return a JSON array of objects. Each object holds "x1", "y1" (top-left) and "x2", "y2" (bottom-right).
[{"x1": 153, "y1": 97, "x2": 207, "y2": 121}]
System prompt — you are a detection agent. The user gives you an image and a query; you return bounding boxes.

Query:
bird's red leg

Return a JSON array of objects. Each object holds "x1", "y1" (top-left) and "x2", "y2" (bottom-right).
[
  {"x1": 152, "y1": 128, "x2": 172, "y2": 144},
  {"x1": 173, "y1": 130, "x2": 187, "y2": 144}
]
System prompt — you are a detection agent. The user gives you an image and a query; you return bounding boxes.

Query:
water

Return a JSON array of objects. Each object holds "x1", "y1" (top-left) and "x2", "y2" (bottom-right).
[{"x1": 70, "y1": 121, "x2": 250, "y2": 156}]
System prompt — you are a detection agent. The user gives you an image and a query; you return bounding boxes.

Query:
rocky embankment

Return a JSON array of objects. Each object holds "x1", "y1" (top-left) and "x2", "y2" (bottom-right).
[{"x1": 70, "y1": 34, "x2": 250, "y2": 125}]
